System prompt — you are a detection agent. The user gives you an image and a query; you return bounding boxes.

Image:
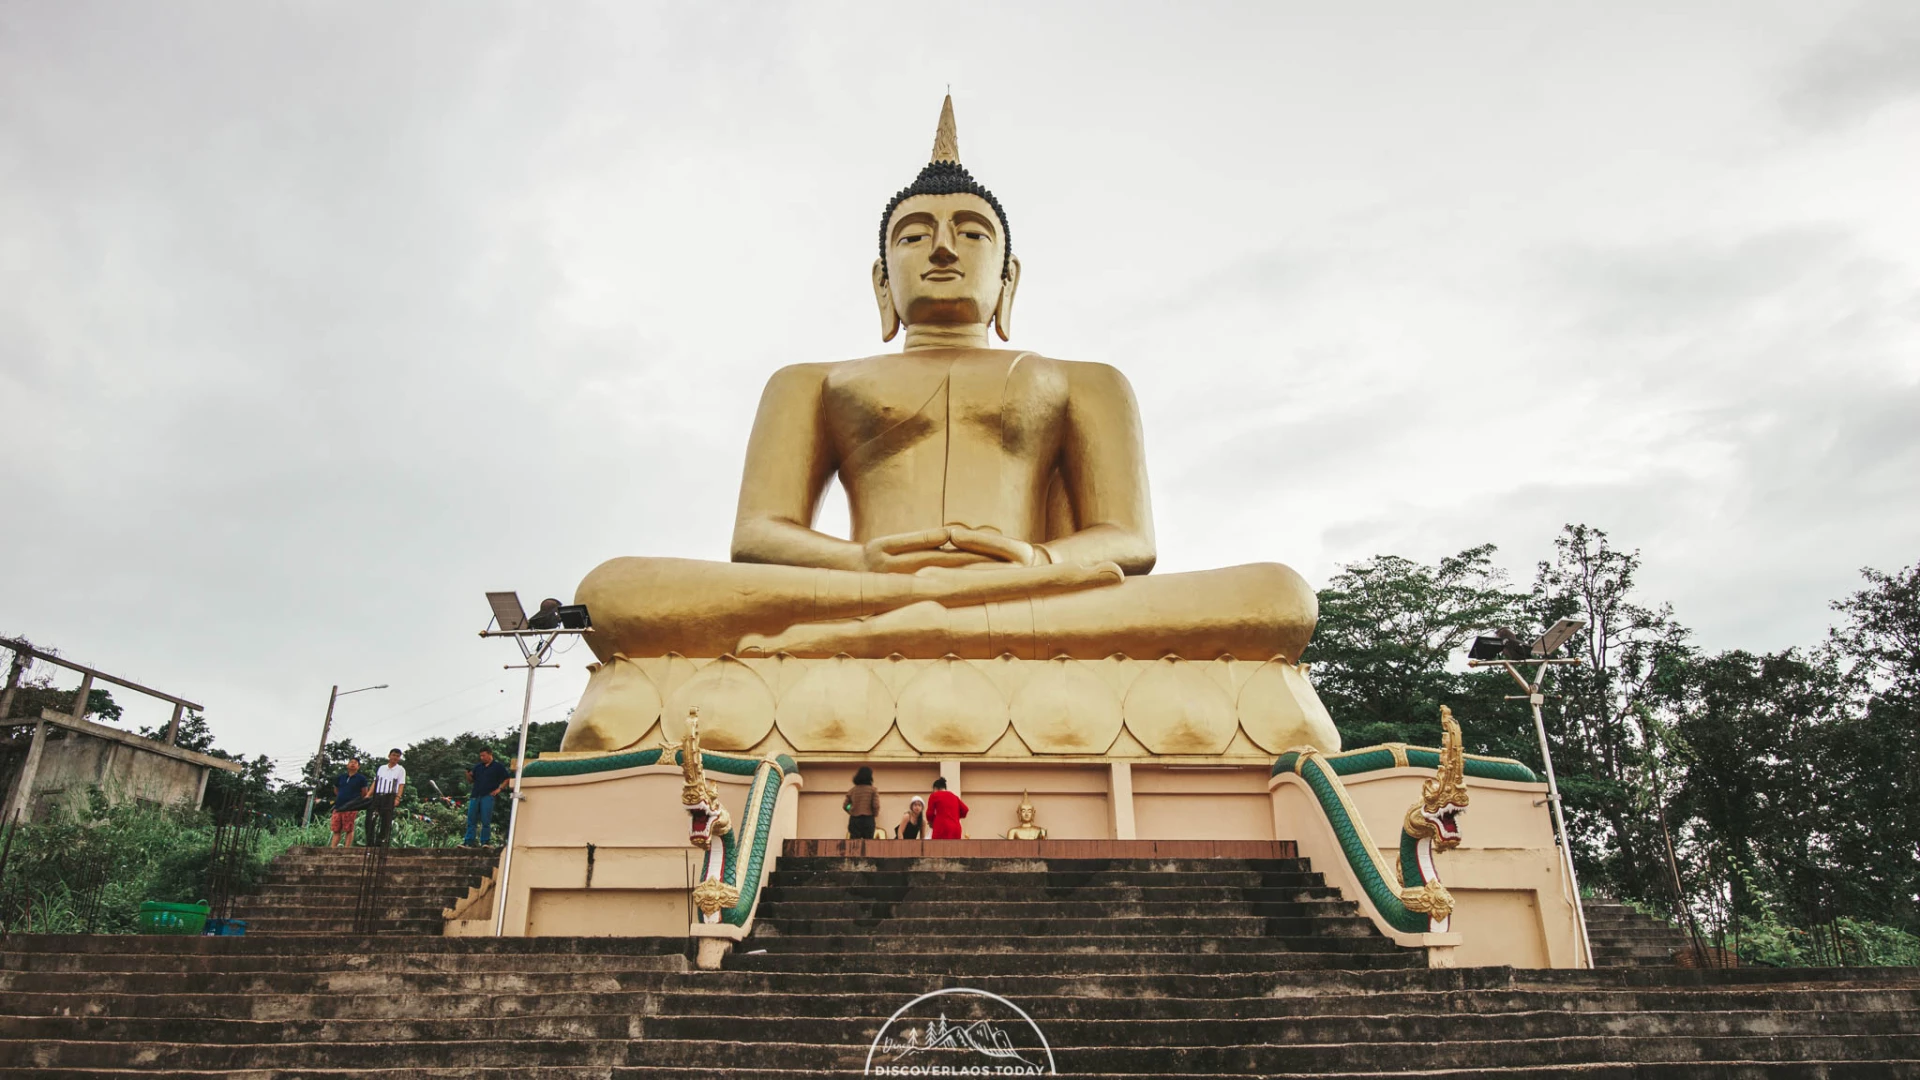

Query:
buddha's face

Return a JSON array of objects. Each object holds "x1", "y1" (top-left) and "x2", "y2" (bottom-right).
[
  {"x1": 1018, "y1": 804, "x2": 1034, "y2": 824},
  {"x1": 876, "y1": 192, "x2": 1018, "y2": 338}
]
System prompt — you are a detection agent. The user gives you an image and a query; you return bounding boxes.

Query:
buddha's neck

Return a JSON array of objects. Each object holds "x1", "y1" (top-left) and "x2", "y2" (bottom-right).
[{"x1": 903, "y1": 323, "x2": 990, "y2": 351}]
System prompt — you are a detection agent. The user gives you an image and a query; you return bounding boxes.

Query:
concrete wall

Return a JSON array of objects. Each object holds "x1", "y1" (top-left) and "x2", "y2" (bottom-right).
[
  {"x1": 1272, "y1": 767, "x2": 1582, "y2": 969},
  {"x1": 786, "y1": 760, "x2": 1275, "y2": 842},
  {"x1": 0, "y1": 722, "x2": 219, "y2": 821},
  {"x1": 496, "y1": 759, "x2": 803, "y2": 939},
  {"x1": 491, "y1": 750, "x2": 1581, "y2": 967}
]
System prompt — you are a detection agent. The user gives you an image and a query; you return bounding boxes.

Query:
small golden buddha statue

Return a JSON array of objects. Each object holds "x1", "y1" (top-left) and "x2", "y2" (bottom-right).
[
  {"x1": 1005, "y1": 791, "x2": 1047, "y2": 841},
  {"x1": 574, "y1": 96, "x2": 1316, "y2": 667}
]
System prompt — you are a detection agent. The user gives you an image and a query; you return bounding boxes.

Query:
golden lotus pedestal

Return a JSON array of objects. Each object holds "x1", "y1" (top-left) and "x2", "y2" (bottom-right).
[{"x1": 554, "y1": 651, "x2": 1337, "y2": 842}]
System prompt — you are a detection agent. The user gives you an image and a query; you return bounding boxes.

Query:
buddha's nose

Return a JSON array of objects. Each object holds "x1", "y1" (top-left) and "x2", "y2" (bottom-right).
[{"x1": 931, "y1": 223, "x2": 959, "y2": 265}]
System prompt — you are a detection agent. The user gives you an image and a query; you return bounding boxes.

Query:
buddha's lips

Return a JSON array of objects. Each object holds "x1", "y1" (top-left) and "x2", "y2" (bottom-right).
[{"x1": 922, "y1": 270, "x2": 963, "y2": 280}]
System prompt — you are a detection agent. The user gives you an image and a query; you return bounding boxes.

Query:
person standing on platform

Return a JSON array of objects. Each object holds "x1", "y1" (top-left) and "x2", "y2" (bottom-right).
[
  {"x1": 845, "y1": 766, "x2": 879, "y2": 840},
  {"x1": 462, "y1": 748, "x2": 511, "y2": 847},
  {"x1": 896, "y1": 795, "x2": 927, "y2": 840},
  {"x1": 927, "y1": 776, "x2": 967, "y2": 840},
  {"x1": 369, "y1": 748, "x2": 407, "y2": 848},
  {"x1": 328, "y1": 759, "x2": 369, "y2": 848}
]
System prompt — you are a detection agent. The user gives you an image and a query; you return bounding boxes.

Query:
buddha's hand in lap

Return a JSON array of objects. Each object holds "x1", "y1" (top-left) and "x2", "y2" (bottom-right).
[
  {"x1": 945, "y1": 526, "x2": 1044, "y2": 568},
  {"x1": 862, "y1": 527, "x2": 998, "y2": 572},
  {"x1": 911, "y1": 559, "x2": 1123, "y2": 604}
]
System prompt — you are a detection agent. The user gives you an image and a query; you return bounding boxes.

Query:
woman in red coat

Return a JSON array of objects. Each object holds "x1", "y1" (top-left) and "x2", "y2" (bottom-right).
[{"x1": 925, "y1": 776, "x2": 968, "y2": 840}]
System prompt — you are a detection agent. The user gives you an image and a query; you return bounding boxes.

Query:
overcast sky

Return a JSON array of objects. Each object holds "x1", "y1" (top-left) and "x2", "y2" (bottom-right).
[{"x1": 3, "y1": 2, "x2": 1916, "y2": 773}]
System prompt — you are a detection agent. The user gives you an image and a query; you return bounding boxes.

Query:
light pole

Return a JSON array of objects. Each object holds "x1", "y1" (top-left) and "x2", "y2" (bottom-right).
[
  {"x1": 479, "y1": 593, "x2": 592, "y2": 937},
  {"x1": 301, "y1": 682, "x2": 389, "y2": 827},
  {"x1": 1467, "y1": 618, "x2": 1595, "y2": 969}
]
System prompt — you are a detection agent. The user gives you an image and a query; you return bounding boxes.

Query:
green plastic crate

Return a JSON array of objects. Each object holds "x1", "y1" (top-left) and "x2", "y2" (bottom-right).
[{"x1": 137, "y1": 901, "x2": 209, "y2": 935}]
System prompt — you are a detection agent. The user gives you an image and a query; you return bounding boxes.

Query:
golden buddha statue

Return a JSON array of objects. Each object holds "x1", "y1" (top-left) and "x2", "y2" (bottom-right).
[
  {"x1": 575, "y1": 97, "x2": 1316, "y2": 668},
  {"x1": 1005, "y1": 791, "x2": 1047, "y2": 841}
]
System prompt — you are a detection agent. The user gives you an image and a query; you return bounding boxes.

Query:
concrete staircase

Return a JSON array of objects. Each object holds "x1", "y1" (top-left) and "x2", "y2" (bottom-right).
[
  {"x1": 0, "y1": 852, "x2": 1916, "y2": 1076},
  {"x1": 227, "y1": 846, "x2": 500, "y2": 935},
  {"x1": 1584, "y1": 897, "x2": 1698, "y2": 966}
]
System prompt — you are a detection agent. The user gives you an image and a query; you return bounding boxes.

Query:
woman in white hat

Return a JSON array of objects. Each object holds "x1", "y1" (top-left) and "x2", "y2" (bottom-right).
[{"x1": 896, "y1": 795, "x2": 927, "y2": 840}]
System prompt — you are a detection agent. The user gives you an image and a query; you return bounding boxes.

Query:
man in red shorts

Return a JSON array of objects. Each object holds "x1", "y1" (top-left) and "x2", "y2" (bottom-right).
[{"x1": 329, "y1": 759, "x2": 370, "y2": 848}]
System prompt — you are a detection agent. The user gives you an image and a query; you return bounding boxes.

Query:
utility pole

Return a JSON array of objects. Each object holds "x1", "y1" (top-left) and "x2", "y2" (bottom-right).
[{"x1": 302, "y1": 683, "x2": 388, "y2": 828}]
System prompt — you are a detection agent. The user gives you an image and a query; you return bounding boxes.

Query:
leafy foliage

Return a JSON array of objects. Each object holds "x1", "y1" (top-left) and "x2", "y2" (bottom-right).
[{"x1": 1307, "y1": 528, "x2": 1920, "y2": 964}]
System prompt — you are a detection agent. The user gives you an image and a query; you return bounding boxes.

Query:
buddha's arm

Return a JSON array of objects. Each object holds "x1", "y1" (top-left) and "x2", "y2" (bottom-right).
[
  {"x1": 731, "y1": 364, "x2": 864, "y2": 571},
  {"x1": 1044, "y1": 362, "x2": 1157, "y2": 574}
]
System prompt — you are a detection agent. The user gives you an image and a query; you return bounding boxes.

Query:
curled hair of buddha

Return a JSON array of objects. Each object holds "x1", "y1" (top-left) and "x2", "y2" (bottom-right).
[{"x1": 877, "y1": 160, "x2": 1013, "y2": 283}]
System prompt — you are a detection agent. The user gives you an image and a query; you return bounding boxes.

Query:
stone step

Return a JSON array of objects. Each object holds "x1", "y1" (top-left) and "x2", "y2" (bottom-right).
[
  {"x1": 255, "y1": 864, "x2": 491, "y2": 883},
  {"x1": 1, "y1": 950, "x2": 688, "y2": 974},
  {"x1": 616, "y1": 1033, "x2": 1920, "y2": 1071},
  {"x1": 16, "y1": 1032, "x2": 1920, "y2": 1074},
  {"x1": 764, "y1": 868, "x2": 1331, "y2": 887},
  {"x1": 749, "y1": 897, "x2": 1364, "y2": 919},
  {"x1": 10, "y1": 1065, "x2": 1918, "y2": 1080},
  {"x1": 741, "y1": 932, "x2": 1406, "y2": 954},
  {"x1": 243, "y1": 883, "x2": 481, "y2": 897},
  {"x1": 722, "y1": 949, "x2": 1427, "y2": 974},
  {"x1": 770, "y1": 856, "x2": 1314, "y2": 872},
  {"x1": 755, "y1": 884, "x2": 1347, "y2": 902},
  {"x1": 230, "y1": 917, "x2": 458, "y2": 931},
  {"x1": 643, "y1": 1007, "x2": 1920, "y2": 1045},
  {"x1": 746, "y1": 913, "x2": 1296, "y2": 936},
  {"x1": 223, "y1": 899, "x2": 453, "y2": 914},
  {"x1": 2, "y1": 1037, "x2": 627, "y2": 1070},
  {"x1": 10, "y1": 982, "x2": 1917, "y2": 1023},
  {"x1": 7, "y1": 1006, "x2": 1916, "y2": 1052},
  {"x1": 0, "y1": 966, "x2": 695, "y2": 995},
  {"x1": 0, "y1": 934, "x2": 685, "y2": 956}
]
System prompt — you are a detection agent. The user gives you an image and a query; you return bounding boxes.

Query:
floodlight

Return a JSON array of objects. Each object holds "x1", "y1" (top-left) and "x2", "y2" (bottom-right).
[
  {"x1": 486, "y1": 592, "x2": 527, "y2": 632},
  {"x1": 557, "y1": 604, "x2": 592, "y2": 630},
  {"x1": 1467, "y1": 635, "x2": 1508, "y2": 662},
  {"x1": 1531, "y1": 617, "x2": 1587, "y2": 657},
  {"x1": 1467, "y1": 627, "x2": 1531, "y2": 662}
]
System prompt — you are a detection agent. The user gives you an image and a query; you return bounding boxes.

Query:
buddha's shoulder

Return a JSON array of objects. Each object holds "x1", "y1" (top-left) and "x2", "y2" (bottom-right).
[{"x1": 756, "y1": 352, "x2": 1133, "y2": 393}]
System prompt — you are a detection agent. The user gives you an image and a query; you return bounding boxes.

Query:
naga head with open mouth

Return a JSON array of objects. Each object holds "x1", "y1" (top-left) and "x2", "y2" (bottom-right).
[
  {"x1": 672, "y1": 708, "x2": 732, "y2": 849},
  {"x1": 1407, "y1": 706, "x2": 1471, "y2": 850}
]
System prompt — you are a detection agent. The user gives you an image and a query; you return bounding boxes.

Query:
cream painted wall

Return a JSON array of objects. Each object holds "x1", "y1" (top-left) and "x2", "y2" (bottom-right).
[
  {"x1": 1271, "y1": 769, "x2": 1584, "y2": 968},
  {"x1": 528, "y1": 887, "x2": 688, "y2": 937}
]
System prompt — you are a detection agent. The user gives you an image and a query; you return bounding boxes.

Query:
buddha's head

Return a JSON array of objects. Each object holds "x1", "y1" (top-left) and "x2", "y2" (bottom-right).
[
  {"x1": 1017, "y1": 791, "x2": 1036, "y2": 824},
  {"x1": 874, "y1": 96, "x2": 1020, "y2": 343}
]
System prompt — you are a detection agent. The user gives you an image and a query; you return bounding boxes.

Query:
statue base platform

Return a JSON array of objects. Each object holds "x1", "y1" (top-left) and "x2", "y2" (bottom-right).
[
  {"x1": 786, "y1": 838, "x2": 1298, "y2": 860},
  {"x1": 560, "y1": 652, "x2": 1340, "y2": 762}
]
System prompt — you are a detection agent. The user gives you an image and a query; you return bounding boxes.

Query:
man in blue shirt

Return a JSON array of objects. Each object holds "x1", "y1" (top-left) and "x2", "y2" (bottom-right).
[
  {"x1": 329, "y1": 759, "x2": 371, "y2": 848},
  {"x1": 463, "y1": 748, "x2": 512, "y2": 847}
]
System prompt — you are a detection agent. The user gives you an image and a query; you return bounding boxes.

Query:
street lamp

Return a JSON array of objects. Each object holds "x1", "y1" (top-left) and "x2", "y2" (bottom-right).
[
  {"x1": 300, "y1": 682, "x2": 390, "y2": 827},
  {"x1": 1467, "y1": 617, "x2": 1594, "y2": 968},
  {"x1": 479, "y1": 591, "x2": 592, "y2": 936}
]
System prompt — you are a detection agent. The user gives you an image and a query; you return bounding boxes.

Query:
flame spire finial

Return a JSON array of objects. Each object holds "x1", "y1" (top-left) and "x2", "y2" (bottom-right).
[{"x1": 931, "y1": 94, "x2": 959, "y2": 164}]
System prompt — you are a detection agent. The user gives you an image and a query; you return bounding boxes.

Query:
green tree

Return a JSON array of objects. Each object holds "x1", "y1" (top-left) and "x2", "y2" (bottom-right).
[
  {"x1": 1819, "y1": 563, "x2": 1920, "y2": 931},
  {"x1": 1526, "y1": 524, "x2": 1693, "y2": 904},
  {"x1": 1305, "y1": 545, "x2": 1529, "y2": 751}
]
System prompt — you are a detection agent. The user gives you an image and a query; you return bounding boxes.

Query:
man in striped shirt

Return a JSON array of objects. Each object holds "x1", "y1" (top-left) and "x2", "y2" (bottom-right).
[{"x1": 369, "y1": 748, "x2": 407, "y2": 848}]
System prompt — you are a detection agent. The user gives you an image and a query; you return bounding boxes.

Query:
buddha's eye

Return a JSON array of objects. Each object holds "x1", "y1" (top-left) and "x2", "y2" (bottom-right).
[
  {"x1": 962, "y1": 230, "x2": 988, "y2": 241},
  {"x1": 898, "y1": 234, "x2": 926, "y2": 244}
]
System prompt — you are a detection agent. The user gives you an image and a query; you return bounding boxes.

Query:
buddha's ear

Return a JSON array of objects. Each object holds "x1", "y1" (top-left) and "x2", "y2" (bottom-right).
[
  {"x1": 872, "y1": 258, "x2": 900, "y2": 342},
  {"x1": 992, "y1": 255, "x2": 1021, "y2": 342}
]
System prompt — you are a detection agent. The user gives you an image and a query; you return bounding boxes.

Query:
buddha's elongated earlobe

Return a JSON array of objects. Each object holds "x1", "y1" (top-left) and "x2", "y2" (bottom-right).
[
  {"x1": 872, "y1": 258, "x2": 900, "y2": 342},
  {"x1": 992, "y1": 255, "x2": 1021, "y2": 342}
]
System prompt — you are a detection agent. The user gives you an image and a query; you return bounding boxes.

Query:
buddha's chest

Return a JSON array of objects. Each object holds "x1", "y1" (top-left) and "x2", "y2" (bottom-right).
[{"x1": 823, "y1": 353, "x2": 1069, "y2": 468}]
